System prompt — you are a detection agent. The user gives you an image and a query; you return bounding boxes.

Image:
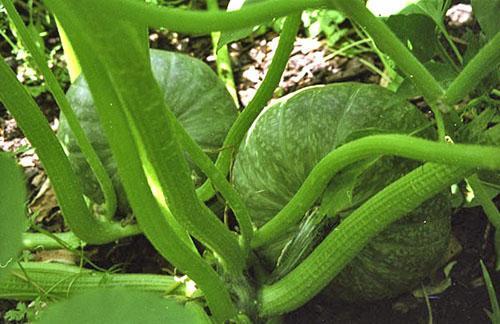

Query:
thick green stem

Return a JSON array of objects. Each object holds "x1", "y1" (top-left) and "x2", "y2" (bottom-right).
[
  {"x1": 329, "y1": 0, "x2": 444, "y2": 102},
  {"x1": 0, "y1": 58, "x2": 139, "y2": 244},
  {"x1": 444, "y1": 32, "x2": 500, "y2": 104},
  {"x1": 22, "y1": 232, "x2": 84, "y2": 250},
  {"x1": 172, "y1": 115, "x2": 254, "y2": 253},
  {"x1": 1, "y1": 0, "x2": 117, "y2": 220},
  {"x1": 252, "y1": 135, "x2": 500, "y2": 248},
  {"x1": 197, "y1": 14, "x2": 301, "y2": 201},
  {"x1": 259, "y1": 163, "x2": 471, "y2": 316},
  {"x1": 0, "y1": 262, "x2": 187, "y2": 301},
  {"x1": 46, "y1": 1, "x2": 238, "y2": 320},
  {"x1": 95, "y1": 0, "x2": 324, "y2": 34},
  {"x1": 89, "y1": 23, "x2": 245, "y2": 273}
]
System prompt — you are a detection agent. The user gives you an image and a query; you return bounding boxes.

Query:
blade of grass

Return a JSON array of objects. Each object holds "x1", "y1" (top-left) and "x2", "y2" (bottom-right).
[
  {"x1": 468, "y1": 174, "x2": 500, "y2": 270},
  {"x1": 480, "y1": 260, "x2": 500, "y2": 323}
]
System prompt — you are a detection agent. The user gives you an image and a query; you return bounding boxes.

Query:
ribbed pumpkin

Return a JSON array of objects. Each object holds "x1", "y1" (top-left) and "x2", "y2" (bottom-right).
[
  {"x1": 58, "y1": 49, "x2": 238, "y2": 212},
  {"x1": 232, "y1": 83, "x2": 450, "y2": 301}
]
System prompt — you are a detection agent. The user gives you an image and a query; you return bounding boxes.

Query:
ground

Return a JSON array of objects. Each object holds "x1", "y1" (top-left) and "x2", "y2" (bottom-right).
[{"x1": 0, "y1": 1, "x2": 499, "y2": 323}]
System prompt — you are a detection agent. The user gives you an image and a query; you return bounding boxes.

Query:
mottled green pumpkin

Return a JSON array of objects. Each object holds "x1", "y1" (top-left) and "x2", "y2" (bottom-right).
[
  {"x1": 58, "y1": 49, "x2": 238, "y2": 212},
  {"x1": 232, "y1": 83, "x2": 451, "y2": 301}
]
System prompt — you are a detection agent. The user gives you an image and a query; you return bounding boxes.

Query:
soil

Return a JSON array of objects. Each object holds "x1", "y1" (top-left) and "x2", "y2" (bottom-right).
[
  {"x1": 0, "y1": 1, "x2": 498, "y2": 323},
  {"x1": 286, "y1": 204, "x2": 500, "y2": 324}
]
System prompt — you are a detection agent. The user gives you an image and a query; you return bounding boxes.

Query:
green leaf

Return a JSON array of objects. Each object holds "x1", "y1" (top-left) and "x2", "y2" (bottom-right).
[
  {"x1": 301, "y1": 9, "x2": 346, "y2": 46},
  {"x1": 485, "y1": 124, "x2": 500, "y2": 146},
  {"x1": 367, "y1": 0, "x2": 448, "y2": 23},
  {"x1": 385, "y1": 14, "x2": 439, "y2": 62},
  {"x1": 216, "y1": 0, "x2": 268, "y2": 50},
  {"x1": 36, "y1": 288, "x2": 211, "y2": 324},
  {"x1": 397, "y1": 60, "x2": 457, "y2": 98},
  {"x1": 319, "y1": 157, "x2": 379, "y2": 217},
  {"x1": 0, "y1": 153, "x2": 27, "y2": 278},
  {"x1": 399, "y1": 0, "x2": 447, "y2": 31},
  {"x1": 272, "y1": 208, "x2": 331, "y2": 281},
  {"x1": 26, "y1": 23, "x2": 46, "y2": 53},
  {"x1": 472, "y1": 0, "x2": 500, "y2": 40},
  {"x1": 457, "y1": 107, "x2": 498, "y2": 144}
]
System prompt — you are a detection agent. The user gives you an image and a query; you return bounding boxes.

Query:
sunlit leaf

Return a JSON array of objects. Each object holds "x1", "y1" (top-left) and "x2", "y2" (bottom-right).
[
  {"x1": 0, "y1": 153, "x2": 27, "y2": 278},
  {"x1": 37, "y1": 288, "x2": 211, "y2": 324}
]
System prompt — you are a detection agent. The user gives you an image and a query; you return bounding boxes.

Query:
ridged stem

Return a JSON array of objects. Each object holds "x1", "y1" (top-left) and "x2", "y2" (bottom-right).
[
  {"x1": 21, "y1": 232, "x2": 84, "y2": 250},
  {"x1": 0, "y1": 262, "x2": 187, "y2": 301},
  {"x1": 54, "y1": 18, "x2": 80, "y2": 82},
  {"x1": 252, "y1": 135, "x2": 500, "y2": 248},
  {"x1": 259, "y1": 163, "x2": 471, "y2": 315},
  {"x1": 171, "y1": 115, "x2": 254, "y2": 252}
]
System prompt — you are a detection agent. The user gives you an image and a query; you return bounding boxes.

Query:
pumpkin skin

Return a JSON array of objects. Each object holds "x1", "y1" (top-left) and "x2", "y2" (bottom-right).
[
  {"x1": 58, "y1": 49, "x2": 238, "y2": 212},
  {"x1": 232, "y1": 83, "x2": 451, "y2": 301}
]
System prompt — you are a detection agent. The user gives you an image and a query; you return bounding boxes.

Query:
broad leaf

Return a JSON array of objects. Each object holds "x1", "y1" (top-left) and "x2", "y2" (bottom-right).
[
  {"x1": 484, "y1": 124, "x2": 500, "y2": 146},
  {"x1": 37, "y1": 288, "x2": 210, "y2": 324},
  {"x1": 399, "y1": 0, "x2": 448, "y2": 31},
  {"x1": 367, "y1": 0, "x2": 455, "y2": 69},
  {"x1": 385, "y1": 14, "x2": 439, "y2": 62},
  {"x1": 0, "y1": 153, "x2": 27, "y2": 278},
  {"x1": 472, "y1": 0, "x2": 500, "y2": 40}
]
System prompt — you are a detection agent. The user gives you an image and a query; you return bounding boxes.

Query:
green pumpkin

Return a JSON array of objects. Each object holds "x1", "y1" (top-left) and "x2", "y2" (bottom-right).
[
  {"x1": 232, "y1": 83, "x2": 451, "y2": 301},
  {"x1": 58, "y1": 49, "x2": 238, "y2": 212}
]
